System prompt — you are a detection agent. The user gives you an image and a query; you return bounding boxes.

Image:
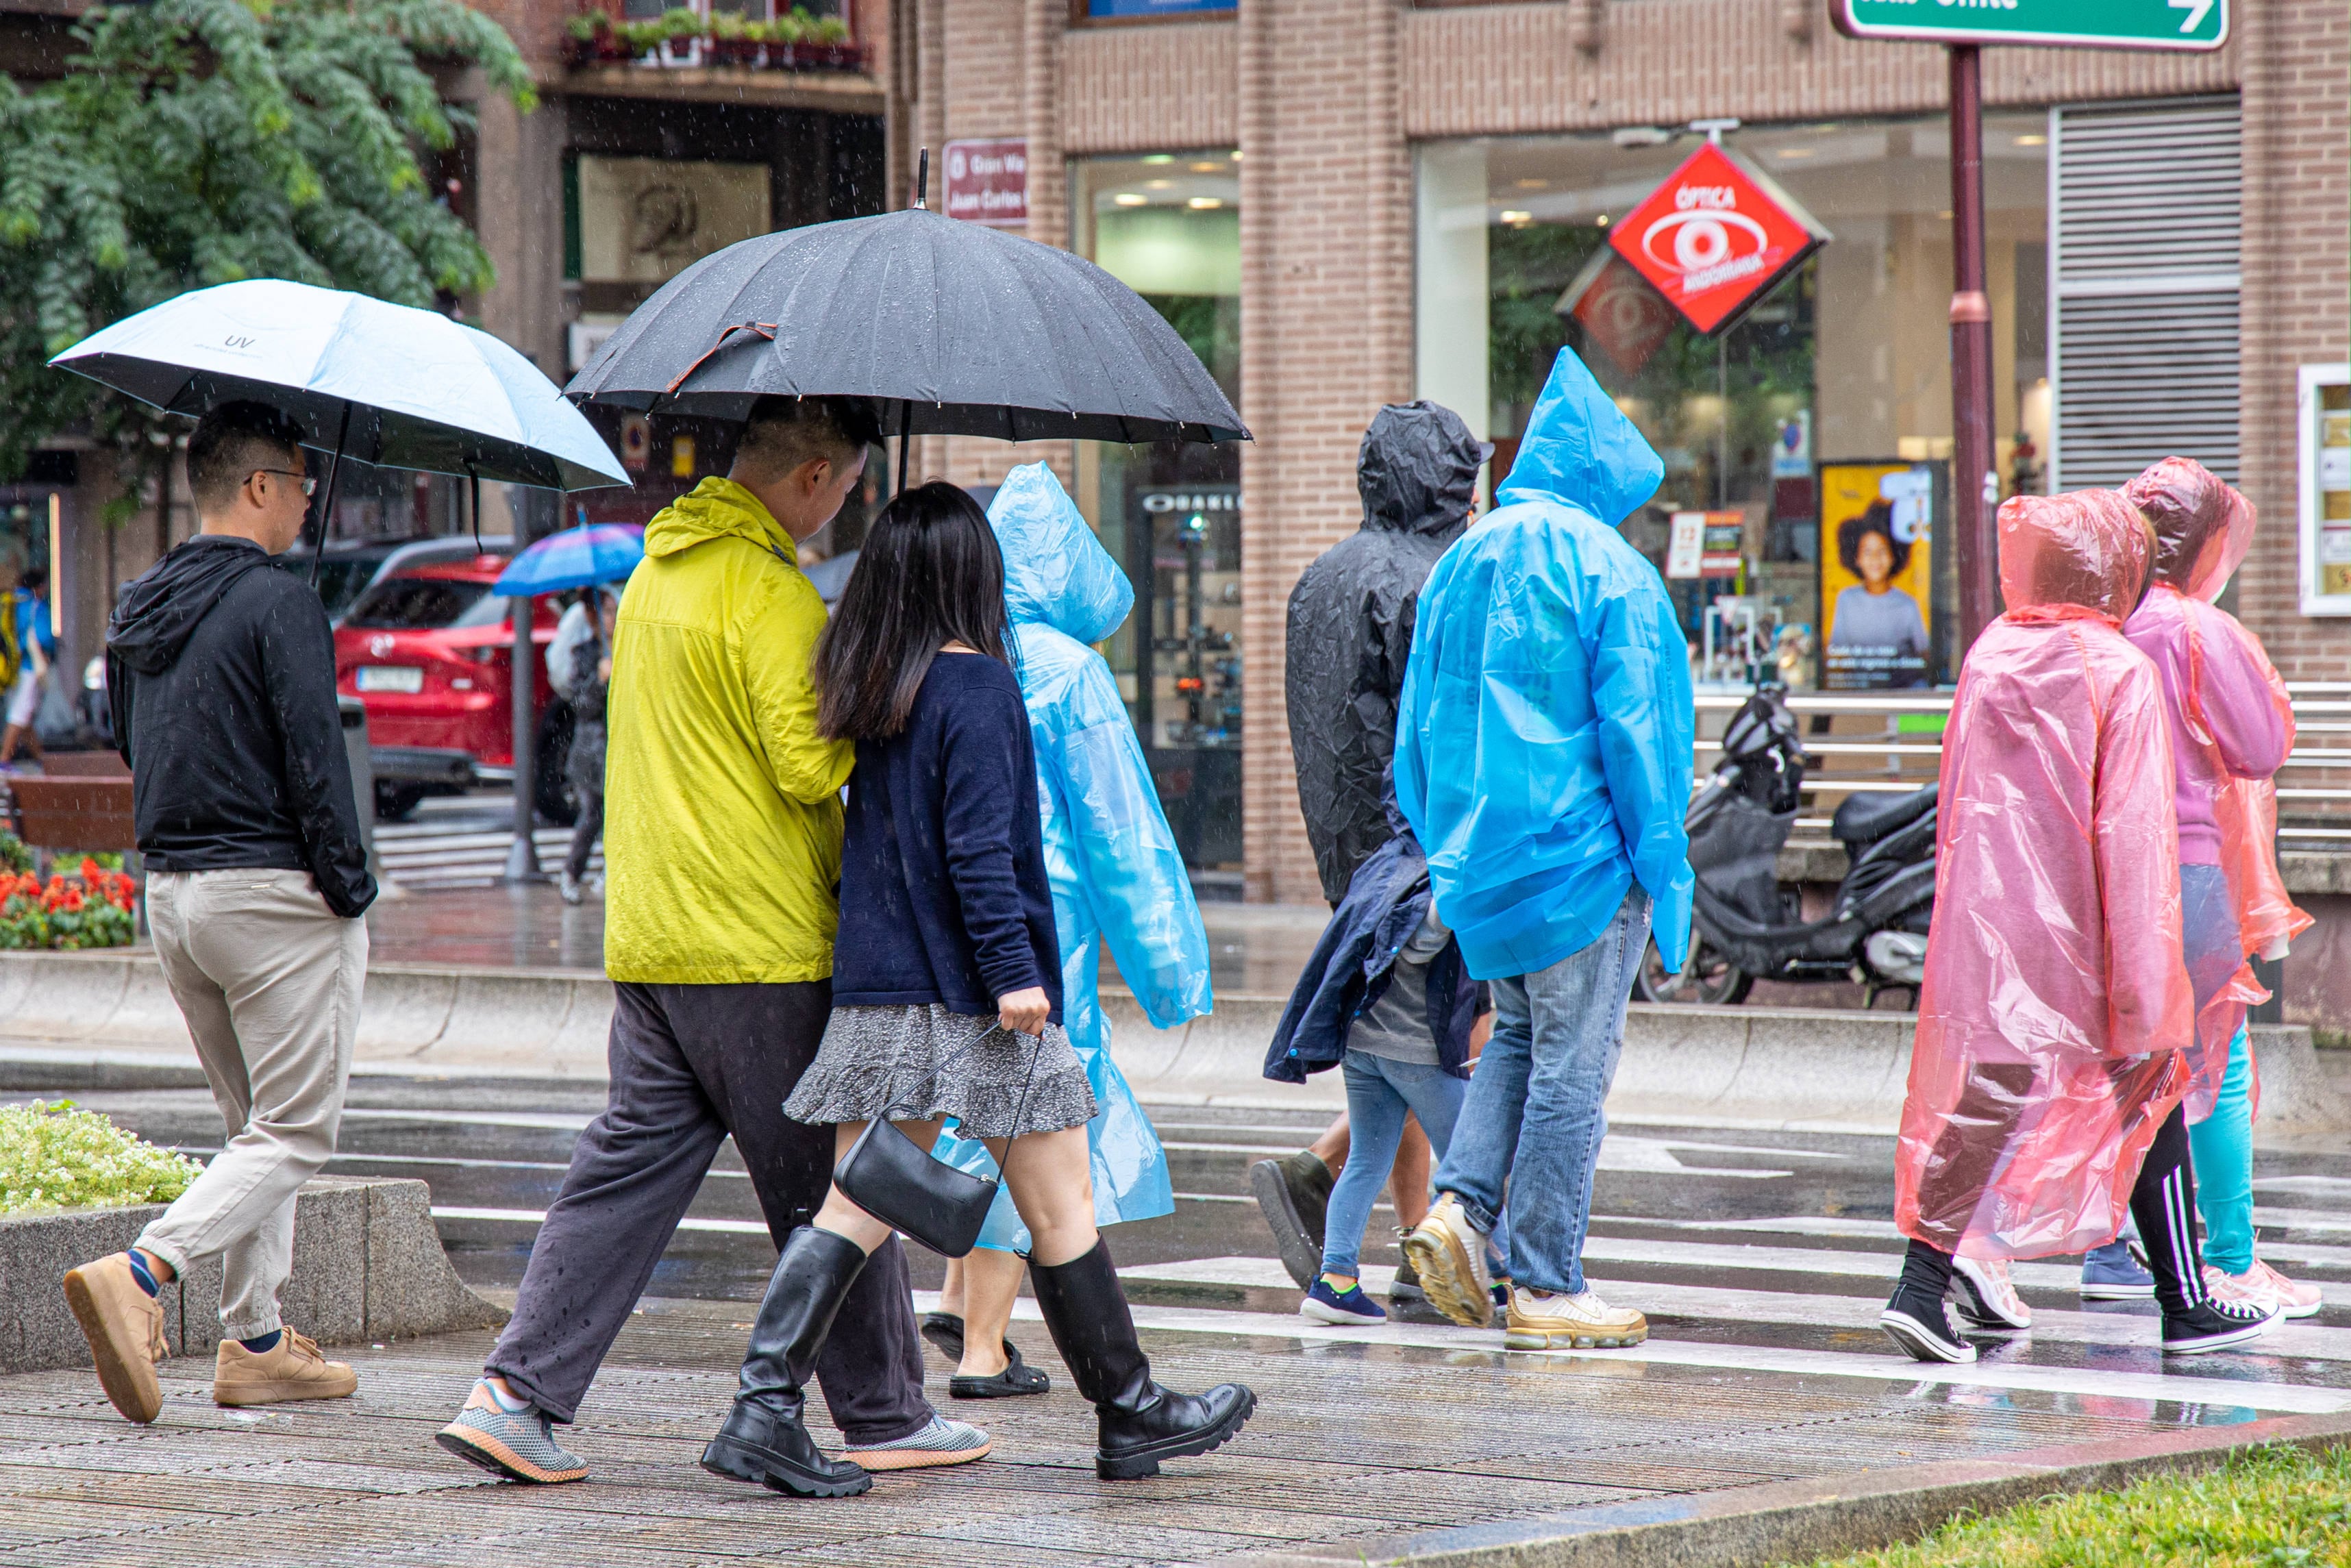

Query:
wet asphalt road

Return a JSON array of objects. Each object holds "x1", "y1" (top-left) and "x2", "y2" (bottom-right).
[{"x1": 21, "y1": 1073, "x2": 2351, "y2": 1406}]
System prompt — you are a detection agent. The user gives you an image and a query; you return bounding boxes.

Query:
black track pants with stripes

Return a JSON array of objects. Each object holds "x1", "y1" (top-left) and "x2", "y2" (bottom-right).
[{"x1": 2125, "y1": 1104, "x2": 2205, "y2": 1316}]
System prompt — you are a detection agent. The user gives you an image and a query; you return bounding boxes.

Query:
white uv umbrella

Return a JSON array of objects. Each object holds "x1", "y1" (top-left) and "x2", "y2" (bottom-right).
[{"x1": 49, "y1": 279, "x2": 628, "y2": 495}]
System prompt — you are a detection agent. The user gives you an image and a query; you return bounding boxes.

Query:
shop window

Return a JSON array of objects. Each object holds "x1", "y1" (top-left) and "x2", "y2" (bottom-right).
[
  {"x1": 1071, "y1": 151, "x2": 1244, "y2": 880},
  {"x1": 1415, "y1": 116, "x2": 2048, "y2": 684}
]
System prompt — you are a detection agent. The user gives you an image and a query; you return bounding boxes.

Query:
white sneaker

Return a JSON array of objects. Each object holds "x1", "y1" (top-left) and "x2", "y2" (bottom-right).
[
  {"x1": 1951, "y1": 1254, "x2": 2032, "y2": 1331},
  {"x1": 1400, "y1": 1195, "x2": 1493, "y2": 1329}
]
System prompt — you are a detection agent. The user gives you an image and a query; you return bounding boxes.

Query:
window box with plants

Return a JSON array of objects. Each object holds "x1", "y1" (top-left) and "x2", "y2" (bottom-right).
[{"x1": 565, "y1": 6, "x2": 865, "y2": 71}]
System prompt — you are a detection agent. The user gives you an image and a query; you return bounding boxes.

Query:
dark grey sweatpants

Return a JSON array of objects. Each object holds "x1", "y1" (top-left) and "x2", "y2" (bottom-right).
[{"x1": 485, "y1": 980, "x2": 932, "y2": 1443}]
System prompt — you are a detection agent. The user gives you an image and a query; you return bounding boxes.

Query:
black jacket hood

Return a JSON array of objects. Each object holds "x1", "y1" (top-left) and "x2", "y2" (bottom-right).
[
  {"x1": 1356, "y1": 401, "x2": 1488, "y2": 540},
  {"x1": 108, "y1": 536, "x2": 276, "y2": 676}
]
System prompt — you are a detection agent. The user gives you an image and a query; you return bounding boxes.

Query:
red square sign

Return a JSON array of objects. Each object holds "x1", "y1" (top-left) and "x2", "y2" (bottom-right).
[
  {"x1": 942, "y1": 138, "x2": 1029, "y2": 229},
  {"x1": 1608, "y1": 143, "x2": 1829, "y2": 336}
]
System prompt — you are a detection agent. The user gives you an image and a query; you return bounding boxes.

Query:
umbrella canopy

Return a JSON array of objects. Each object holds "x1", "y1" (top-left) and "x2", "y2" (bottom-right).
[
  {"x1": 567, "y1": 208, "x2": 1247, "y2": 445},
  {"x1": 493, "y1": 523, "x2": 645, "y2": 597},
  {"x1": 51, "y1": 279, "x2": 629, "y2": 492}
]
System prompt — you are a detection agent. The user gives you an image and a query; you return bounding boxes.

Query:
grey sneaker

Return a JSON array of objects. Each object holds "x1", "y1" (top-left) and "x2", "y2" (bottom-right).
[
  {"x1": 843, "y1": 1413, "x2": 992, "y2": 1471},
  {"x1": 436, "y1": 1380, "x2": 589, "y2": 1484}
]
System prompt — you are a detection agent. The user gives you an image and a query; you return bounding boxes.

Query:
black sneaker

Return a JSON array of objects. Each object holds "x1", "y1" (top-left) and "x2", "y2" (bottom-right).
[
  {"x1": 2162, "y1": 1297, "x2": 2282, "y2": 1356},
  {"x1": 1248, "y1": 1151, "x2": 1332, "y2": 1290},
  {"x1": 1879, "y1": 1284, "x2": 1978, "y2": 1364}
]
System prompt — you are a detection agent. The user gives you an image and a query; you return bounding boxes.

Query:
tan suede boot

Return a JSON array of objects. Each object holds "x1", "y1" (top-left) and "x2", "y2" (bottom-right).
[
  {"x1": 213, "y1": 1328, "x2": 358, "y2": 1407},
  {"x1": 62, "y1": 1254, "x2": 169, "y2": 1423}
]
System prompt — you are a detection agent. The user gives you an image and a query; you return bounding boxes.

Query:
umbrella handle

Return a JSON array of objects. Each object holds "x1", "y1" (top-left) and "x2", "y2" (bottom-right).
[{"x1": 308, "y1": 399, "x2": 353, "y2": 590}]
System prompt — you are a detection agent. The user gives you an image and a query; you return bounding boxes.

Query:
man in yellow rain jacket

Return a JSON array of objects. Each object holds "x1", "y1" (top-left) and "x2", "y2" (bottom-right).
[{"x1": 436, "y1": 397, "x2": 984, "y2": 1484}]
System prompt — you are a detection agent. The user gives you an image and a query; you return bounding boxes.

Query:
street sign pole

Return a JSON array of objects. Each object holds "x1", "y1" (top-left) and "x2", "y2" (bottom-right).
[{"x1": 1948, "y1": 45, "x2": 1998, "y2": 657}]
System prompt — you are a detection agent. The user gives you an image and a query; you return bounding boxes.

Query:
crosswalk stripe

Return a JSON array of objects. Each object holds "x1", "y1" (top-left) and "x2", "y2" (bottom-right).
[
  {"x1": 1119, "y1": 1256, "x2": 2351, "y2": 1359},
  {"x1": 915, "y1": 1291, "x2": 2351, "y2": 1417},
  {"x1": 432, "y1": 1205, "x2": 766, "y2": 1235}
]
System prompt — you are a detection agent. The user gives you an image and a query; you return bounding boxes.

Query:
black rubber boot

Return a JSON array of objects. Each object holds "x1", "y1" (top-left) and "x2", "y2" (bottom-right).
[
  {"x1": 701, "y1": 1227, "x2": 873, "y2": 1498},
  {"x1": 1028, "y1": 1236, "x2": 1256, "y2": 1480}
]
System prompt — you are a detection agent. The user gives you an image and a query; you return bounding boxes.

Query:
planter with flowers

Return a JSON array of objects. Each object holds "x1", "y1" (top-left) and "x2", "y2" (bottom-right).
[
  {"x1": 566, "y1": 5, "x2": 865, "y2": 71},
  {"x1": 0, "y1": 856, "x2": 139, "y2": 951}
]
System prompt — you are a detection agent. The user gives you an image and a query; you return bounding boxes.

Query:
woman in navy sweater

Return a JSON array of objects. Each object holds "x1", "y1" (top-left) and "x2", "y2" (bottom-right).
[{"x1": 703, "y1": 482, "x2": 1255, "y2": 1498}]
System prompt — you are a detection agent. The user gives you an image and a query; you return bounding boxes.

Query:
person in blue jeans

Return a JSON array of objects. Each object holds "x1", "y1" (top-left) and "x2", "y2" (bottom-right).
[
  {"x1": 1395, "y1": 347, "x2": 1693, "y2": 1350},
  {"x1": 1263, "y1": 826, "x2": 1487, "y2": 1325}
]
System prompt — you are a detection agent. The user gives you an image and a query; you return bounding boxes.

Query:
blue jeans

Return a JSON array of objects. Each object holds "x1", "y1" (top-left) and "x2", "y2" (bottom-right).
[
  {"x1": 1321, "y1": 1051, "x2": 1468, "y2": 1280},
  {"x1": 1432, "y1": 890, "x2": 1651, "y2": 1296}
]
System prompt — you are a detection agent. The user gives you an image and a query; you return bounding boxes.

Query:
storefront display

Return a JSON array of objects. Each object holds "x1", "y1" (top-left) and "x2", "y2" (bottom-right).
[
  {"x1": 1817, "y1": 460, "x2": 1948, "y2": 689},
  {"x1": 1071, "y1": 152, "x2": 1244, "y2": 874},
  {"x1": 2301, "y1": 364, "x2": 2351, "y2": 615},
  {"x1": 1415, "y1": 115, "x2": 2050, "y2": 672}
]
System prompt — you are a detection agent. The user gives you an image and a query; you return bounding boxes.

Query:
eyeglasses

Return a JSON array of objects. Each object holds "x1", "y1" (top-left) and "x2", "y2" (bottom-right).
[{"x1": 254, "y1": 469, "x2": 319, "y2": 498}]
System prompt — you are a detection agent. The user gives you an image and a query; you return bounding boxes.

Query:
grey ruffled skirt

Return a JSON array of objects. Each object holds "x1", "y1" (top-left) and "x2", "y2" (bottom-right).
[{"x1": 784, "y1": 1004, "x2": 1097, "y2": 1139}]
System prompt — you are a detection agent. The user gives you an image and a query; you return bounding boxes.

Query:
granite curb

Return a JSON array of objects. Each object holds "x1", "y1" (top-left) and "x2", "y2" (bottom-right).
[
  {"x1": 1206, "y1": 1410, "x2": 2351, "y2": 1568},
  {"x1": 4, "y1": 949, "x2": 2346, "y2": 1133},
  {"x1": 0, "y1": 1174, "x2": 508, "y2": 1373}
]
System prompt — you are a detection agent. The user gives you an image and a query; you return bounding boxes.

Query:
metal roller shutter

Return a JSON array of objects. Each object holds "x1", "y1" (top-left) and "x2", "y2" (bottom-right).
[{"x1": 2050, "y1": 97, "x2": 2241, "y2": 490}]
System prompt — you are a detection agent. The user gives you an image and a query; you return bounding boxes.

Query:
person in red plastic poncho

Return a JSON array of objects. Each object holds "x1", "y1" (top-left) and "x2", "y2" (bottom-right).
[
  {"x1": 1877, "y1": 489, "x2": 2283, "y2": 1365},
  {"x1": 2110, "y1": 458, "x2": 2319, "y2": 1318}
]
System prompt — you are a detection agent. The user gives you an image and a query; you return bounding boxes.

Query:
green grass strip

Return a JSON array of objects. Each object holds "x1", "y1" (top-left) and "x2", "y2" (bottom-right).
[{"x1": 1806, "y1": 1443, "x2": 2351, "y2": 1567}]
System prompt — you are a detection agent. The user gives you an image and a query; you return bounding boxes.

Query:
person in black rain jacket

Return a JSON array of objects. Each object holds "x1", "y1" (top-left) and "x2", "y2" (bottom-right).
[
  {"x1": 1253, "y1": 401, "x2": 1489, "y2": 1295},
  {"x1": 64, "y1": 401, "x2": 375, "y2": 1428}
]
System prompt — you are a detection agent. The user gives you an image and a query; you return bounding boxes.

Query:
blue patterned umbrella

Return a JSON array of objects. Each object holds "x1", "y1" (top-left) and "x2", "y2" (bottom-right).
[{"x1": 492, "y1": 523, "x2": 645, "y2": 596}]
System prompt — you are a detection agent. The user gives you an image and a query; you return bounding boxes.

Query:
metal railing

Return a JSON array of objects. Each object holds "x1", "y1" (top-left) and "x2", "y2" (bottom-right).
[{"x1": 1693, "y1": 685, "x2": 2351, "y2": 844}]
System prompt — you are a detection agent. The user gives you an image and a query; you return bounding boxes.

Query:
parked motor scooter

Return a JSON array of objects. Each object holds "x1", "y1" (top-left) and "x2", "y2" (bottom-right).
[{"x1": 1634, "y1": 679, "x2": 1937, "y2": 1007}]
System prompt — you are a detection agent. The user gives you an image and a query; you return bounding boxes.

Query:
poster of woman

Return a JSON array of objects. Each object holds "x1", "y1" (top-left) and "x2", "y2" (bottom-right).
[{"x1": 1819, "y1": 462, "x2": 1939, "y2": 690}]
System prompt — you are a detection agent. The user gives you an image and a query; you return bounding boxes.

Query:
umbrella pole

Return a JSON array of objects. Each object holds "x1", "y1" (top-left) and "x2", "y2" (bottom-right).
[
  {"x1": 895, "y1": 400, "x2": 911, "y2": 500},
  {"x1": 502, "y1": 471, "x2": 543, "y2": 882},
  {"x1": 308, "y1": 400, "x2": 353, "y2": 589}
]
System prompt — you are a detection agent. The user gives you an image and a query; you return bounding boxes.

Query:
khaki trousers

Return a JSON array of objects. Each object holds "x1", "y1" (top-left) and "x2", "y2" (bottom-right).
[{"x1": 137, "y1": 869, "x2": 366, "y2": 1340}]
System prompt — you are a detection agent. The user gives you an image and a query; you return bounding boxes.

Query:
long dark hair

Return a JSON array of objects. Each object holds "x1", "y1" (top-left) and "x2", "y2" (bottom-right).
[{"x1": 814, "y1": 481, "x2": 1010, "y2": 740}]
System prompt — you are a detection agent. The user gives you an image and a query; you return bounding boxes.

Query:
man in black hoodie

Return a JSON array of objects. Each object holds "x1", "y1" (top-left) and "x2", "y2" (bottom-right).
[
  {"x1": 64, "y1": 401, "x2": 377, "y2": 1426},
  {"x1": 1251, "y1": 401, "x2": 1490, "y2": 1292}
]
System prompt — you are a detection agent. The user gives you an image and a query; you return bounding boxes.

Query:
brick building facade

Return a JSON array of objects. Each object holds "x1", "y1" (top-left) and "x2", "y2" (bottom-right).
[{"x1": 10, "y1": 0, "x2": 2344, "y2": 918}]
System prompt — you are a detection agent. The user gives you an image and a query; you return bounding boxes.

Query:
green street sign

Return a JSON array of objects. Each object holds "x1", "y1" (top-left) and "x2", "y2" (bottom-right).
[{"x1": 1831, "y1": 0, "x2": 2227, "y2": 51}]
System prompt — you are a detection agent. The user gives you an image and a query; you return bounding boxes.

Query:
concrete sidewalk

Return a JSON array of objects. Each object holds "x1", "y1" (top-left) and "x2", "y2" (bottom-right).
[{"x1": 1, "y1": 1290, "x2": 2339, "y2": 1568}]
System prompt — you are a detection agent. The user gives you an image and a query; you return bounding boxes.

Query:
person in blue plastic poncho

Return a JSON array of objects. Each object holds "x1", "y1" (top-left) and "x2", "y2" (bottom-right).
[
  {"x1": 925, "y1": 463, "x2": 1211, "y2": 1398},
  {"x1": 1396, "y1": 348, "x2": 1694, "y2": 1351}
]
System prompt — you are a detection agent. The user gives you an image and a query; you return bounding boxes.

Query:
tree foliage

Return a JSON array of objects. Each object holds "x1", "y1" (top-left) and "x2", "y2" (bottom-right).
[{"x1": 0, "y1": 0, "x2": 535, "y2": 481}]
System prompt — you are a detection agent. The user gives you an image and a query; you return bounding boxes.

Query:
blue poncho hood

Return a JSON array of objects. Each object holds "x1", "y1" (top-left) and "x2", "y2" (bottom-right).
[
  {"x1": 991, "y1": 462, "x2": 1133, "y2": 644},
  {"x1": 1495, "y1": 347, "x2": 1665, "y2": 524}
]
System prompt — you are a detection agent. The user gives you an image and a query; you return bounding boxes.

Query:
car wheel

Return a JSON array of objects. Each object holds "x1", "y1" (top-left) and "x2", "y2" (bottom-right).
[
  {"x1": 1632, "y1": 936, "x2": 1753, "y2": 1006},
  {"x1": 373, "y1": 782, "x2": 428, "y2": 822}
]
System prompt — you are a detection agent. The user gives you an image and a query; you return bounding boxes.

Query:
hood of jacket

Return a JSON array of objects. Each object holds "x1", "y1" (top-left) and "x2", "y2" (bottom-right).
[
  {"x1": 642, "y1": 476, "x2": 794, "y2": 564},
  {"x1": 1357, "y1": 401, "x2": 1487, "y2": 541},
  {"x1": 2124, "y1": 456, "x2": 2254, "y2": 603},
  {"x1": 1493, "y1": 349, "x2": 1664, "y2": 526},
  {"x1": 988, "y1": 462, "x2": 1133, "y2": 645},
  {"x1": 1997, "y1": 489, "x2": 2154, "y2": 623},
  {"x1": 107, "y1": 535, "x2": 277, "y2": 676}
]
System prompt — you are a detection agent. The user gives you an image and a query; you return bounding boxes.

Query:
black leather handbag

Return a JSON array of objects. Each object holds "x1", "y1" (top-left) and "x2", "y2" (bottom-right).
[{"x1": 832, "y1": 1028, "x2": 1043, "y2": 1259}]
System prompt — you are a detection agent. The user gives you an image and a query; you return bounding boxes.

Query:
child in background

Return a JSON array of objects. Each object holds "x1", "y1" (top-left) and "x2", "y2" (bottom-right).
[
  {"x1": 1880, "y1": 489, "x2": 2278, "y2": 1365},
  {"x1": 2117, "y1": 456, "x2": 2319, "y2": 1317},
  {"x1": 1264, "y1": 823, "x2": 1484, "y2": 1325}
]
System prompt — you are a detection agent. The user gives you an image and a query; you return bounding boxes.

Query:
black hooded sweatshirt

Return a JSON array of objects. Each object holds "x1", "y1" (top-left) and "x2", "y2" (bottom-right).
[
  {"x1": 108, "y1": 535, "x2": 376, "y2": 917},
  {"x1": 1284, "y1": 401, "x2": 1486, "y2": 905}
]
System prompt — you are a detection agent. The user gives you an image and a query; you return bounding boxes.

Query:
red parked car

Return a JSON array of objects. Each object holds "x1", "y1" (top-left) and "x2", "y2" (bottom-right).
[{"x1": 334, "y1": 556, "x2": 572, "y2": 821}]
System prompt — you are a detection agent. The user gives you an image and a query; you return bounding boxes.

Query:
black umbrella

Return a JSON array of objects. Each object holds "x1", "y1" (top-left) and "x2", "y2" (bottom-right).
[{"x1": 567, "y1": 190, "x2": 1248, "y2": 469}]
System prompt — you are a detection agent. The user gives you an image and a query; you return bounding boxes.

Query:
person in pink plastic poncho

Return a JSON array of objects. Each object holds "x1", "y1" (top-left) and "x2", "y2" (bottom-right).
[
  {"x1": 2106, "y1": 457, "x2": 2318, "y2": 1318},
  {"x1": 1877, "y1": 489, "x2": 2282, "y2": 1365}
]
